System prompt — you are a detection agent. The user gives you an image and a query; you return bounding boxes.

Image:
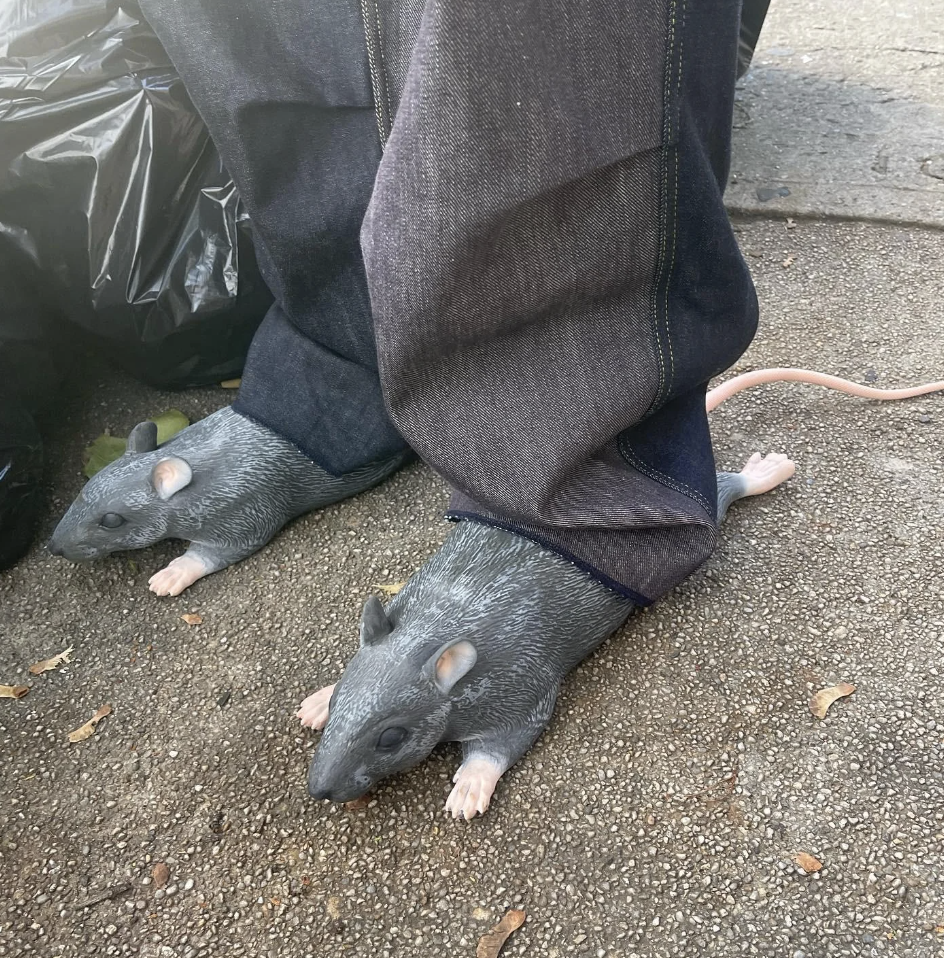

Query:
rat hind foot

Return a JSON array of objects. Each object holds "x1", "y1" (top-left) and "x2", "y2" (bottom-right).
[
  {"x1": 716, "y1": 452, "x2": 795, "y2": 523},
  {"x1": 297, "y1": 684, "x2": 336, "y2": 730},
  {"x1": 738, "y1": 451, "x2": 796, "y2": 496},
  {"x1": 445, "y1": 757, "x2": 505, "y2": 820},
  {"x1": 148, "y1": 554, "x2": 210, "y2": 596}
]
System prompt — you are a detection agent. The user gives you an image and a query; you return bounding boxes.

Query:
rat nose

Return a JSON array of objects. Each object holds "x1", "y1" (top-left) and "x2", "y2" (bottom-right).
[
  {"x1": 307, "y1": 765, "x2": 332, "y2": 801},
  {"x1": 47, "y1": 539, "x2": 64, "y2": 557}
]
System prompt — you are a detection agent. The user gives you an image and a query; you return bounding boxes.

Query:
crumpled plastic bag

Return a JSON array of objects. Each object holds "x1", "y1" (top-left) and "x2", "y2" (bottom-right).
[
  {"x1": 0, "y1": 396, "x2": 43, "y2": 571},
  {"x1": 0, "y1": 0, "x2": 271, "y2": 389}
]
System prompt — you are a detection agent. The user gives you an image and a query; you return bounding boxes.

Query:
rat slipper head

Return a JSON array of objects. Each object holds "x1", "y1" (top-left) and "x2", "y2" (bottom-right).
[
  {"x1": 307, "y1": 595, "x2": 479, "y2": 804},
  {"x1": 48, "y1": 421, "x2": 191, "y2": 561}
]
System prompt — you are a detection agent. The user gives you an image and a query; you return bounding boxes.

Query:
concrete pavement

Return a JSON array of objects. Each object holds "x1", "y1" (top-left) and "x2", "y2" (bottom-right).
[{"x1": 2, "y1": 2, "x2": 943, "y2": 956}]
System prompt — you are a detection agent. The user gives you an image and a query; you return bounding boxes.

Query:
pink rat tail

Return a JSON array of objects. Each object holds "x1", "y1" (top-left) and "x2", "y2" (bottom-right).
[{"x1": 705, "y1": 368, "x2": 944, "y2": 413}]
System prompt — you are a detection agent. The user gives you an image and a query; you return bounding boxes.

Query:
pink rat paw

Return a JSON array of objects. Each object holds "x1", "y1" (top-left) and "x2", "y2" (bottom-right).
[
  {"x1": 148, "y1": 555, "x2": 209, "y2": 596},
  {"x1": 297, "y1": 684, "x2": 336, "y2": 730},
  {"x1": 738, "y1": 451, "x2": 796, "y2": 496},
  {"x1": 444, "y1": 757, "x2": 504, "y2": 820}
]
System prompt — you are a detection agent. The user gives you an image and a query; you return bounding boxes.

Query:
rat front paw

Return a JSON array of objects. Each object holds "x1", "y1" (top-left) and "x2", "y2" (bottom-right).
[
  {"x1": 148, "y1": 555, "x2": 209, "y2": 596},
  {"x1": 444, "y1": 758, "x2": 504, "y2": 820},
  {"x1": 297, "y1": 684, "x2": 336, "y2": 730}
]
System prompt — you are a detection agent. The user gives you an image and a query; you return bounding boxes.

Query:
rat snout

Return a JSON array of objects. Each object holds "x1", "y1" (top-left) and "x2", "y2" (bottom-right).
[
  {"x1": 307, "y1": 754, "x2": 370, "y2": 804},
  {"x1": 45, "y1": 532, "x2": 91, "y2": 562},
  {"x1": 307, "y1": 756, "x2": 334, "y2": 802}
]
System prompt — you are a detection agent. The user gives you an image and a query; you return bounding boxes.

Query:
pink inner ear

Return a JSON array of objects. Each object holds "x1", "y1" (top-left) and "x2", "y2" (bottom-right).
[
  {"x1": 435, "y1": 640, "x2": 477, "y2": 688},
  {"x1": 152, "y1": 457, "x2": 192, "y2": 499}
]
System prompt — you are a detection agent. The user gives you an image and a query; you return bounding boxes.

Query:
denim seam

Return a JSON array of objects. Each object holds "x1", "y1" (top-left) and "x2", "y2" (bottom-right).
[
  {"x1": 358, "y1": 0, "x2": 390, "y2": 144},
  {"x1": 430, "y1": 0, "x2": 442, "y2": 122},
  {"x1": 372, "y1": 0, "x2": 395, "y2": 133},
  {"x1": 664, "y1": 0, "x2": 687, "y2": 393},
  {"x1": 444, "y1": 511, "x2": 652, "y2": 606},
  {"x1": 647, "y1": 0, "x2": 674, "y2": 405},
  {"x1": 617, "y1": 437, "x2": 714, "y2": 518},
  {"x1": 627, "y1": 0, "x2": 707, "y2": 518}
]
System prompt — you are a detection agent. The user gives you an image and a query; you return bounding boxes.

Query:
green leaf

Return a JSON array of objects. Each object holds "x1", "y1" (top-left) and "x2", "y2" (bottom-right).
[
  {"x1": 82, "y1": 408, "x2": 191, "y2": 479},
  {"x1": 151, "y1": 408, "x2": 189, "y2": 445},
  {"x1": 83, "y1": 434, "x2": 127, "y2": 479}
]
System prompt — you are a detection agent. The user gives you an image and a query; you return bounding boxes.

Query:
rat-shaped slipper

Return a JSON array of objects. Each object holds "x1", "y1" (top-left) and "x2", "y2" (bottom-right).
[
  {"x1": 301, "y1": 452, "x2": 794, "y2": 818},
  {"x1": 48, "y1": 407, "x2": 408, "y2": 595}
]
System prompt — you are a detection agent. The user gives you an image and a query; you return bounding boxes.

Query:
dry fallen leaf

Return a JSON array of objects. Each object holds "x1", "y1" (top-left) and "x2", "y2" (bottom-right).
[
  {"x1": 782, "y1": 255, "x2": 795, "y2": 268},
  {"x1": 29, "y1": 645, "x2": 75, "y2": 676},
  {"x1": 181, "y1": 613, "x2": 203, "y2": 626},
  {"x1": 152, "y1": 863, "x2": 170, "y2": 888},
  {"x1": 809, "y1": 682, "x2": 856, "y2": 719},
  {"x1": 220, "y1": 378, "x2": 242, "y2": 389},
  {"x1": 68, "y1": 704, "x2": 112, "y2": 743},
  {"x1": 477, "y1": 909, "x2": 526, "y2": 958},
  {"x1": 344, "y1": 795, "x2": 371, "y2": 810},
  {"x1": 0, "y1": 685, "x2": 29, "y2": 699},
  {"x1": 374, "y1": 582, "x2": 406, "y2": 597},
  {"x1": 794, "y1": 852, "x2": 823, "y2": 873}
]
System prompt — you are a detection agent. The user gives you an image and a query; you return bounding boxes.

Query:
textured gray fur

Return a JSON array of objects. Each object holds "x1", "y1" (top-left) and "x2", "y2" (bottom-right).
[
  {"x1": 715, "y1": 470, "x2": 747, "y2": 524},
  {"x1": 308, "y1": 469, "x2": 750, "y2": 803},
  {"x1": 308, "y1": 520, "x2": 634, "y2": 803},
  {"x1": 48, "y1": 406, "x2": 406, "y2": 572}
]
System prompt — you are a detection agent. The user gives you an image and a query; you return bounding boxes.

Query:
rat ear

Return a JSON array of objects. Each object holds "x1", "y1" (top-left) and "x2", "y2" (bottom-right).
[
  {"x1": 424, "y1": 639, "x2": 477, "y2": 694},
  {"x1": 360, "y1": 595, "x2": 393, "y2": 647},
  {"x1": 126, "y1": 421, "x2": 158, "y2": 454},
  {"x1": 151, "y1": 457, "x2": 193, "y2": 500}
]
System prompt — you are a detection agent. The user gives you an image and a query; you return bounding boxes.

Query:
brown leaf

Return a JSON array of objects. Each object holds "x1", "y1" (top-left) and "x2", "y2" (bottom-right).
[
  {"x1": 0, "y1": 684, "x2": 29, "y2": 699},
  {"x1": 477, "y1": 908, "x2": 526, "y2": 958},
  {"x1": 344, "y1": 795, "x2": 371, "y2": 810},
  {"x1": 794, "y1": 852, "x2": 823, "y2": 873},
  {"x1": 181, "y1": 614, "x2": 203, "y2": 626},
  {"x1": 68, "y1": 704, "x2": 112, "y2": 743},
  {"x1": 219, "y1": 378, "x2": 242, "y2": 389},
  {"x1": 29, "y1": 645, "x2": 75, "y2": 675},
  {"x1": 374, "y1": 581, "x2": 406, "y2": 597},
  {"x1": 809, "y1": 682, "x2": 856, "y2": 719},
  {"x1": 782, "y1": 255, "x2": 795, "y2": 268},
  {"x1": 152, "y1": 863, "x2": 170, "y2": 888}
]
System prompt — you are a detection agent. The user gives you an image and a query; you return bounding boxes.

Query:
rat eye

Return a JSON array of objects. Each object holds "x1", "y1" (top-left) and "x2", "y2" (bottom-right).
[
  {"x1": 99, "y1": 513, "x2": 126, "y2": 529},
  {"x1": 376, "y1": 727, "x2": 408, "y2": 752}
]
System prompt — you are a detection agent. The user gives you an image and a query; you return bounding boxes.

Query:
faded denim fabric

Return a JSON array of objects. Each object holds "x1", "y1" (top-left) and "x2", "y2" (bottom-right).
[
  {"x1": 363, "y1": 0, "x2": 757, "y2": 602},
  {"x1": 139, "y1": 0, "x2": 757, "y2": 603}
]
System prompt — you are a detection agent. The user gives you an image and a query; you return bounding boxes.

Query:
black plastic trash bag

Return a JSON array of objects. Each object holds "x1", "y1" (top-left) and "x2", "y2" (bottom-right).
[
  {"x1": 0, "y1": 395, "x2": 44, "y2": 571},
  {"x1": 0, "y1": 0, "x2": 272, "y2": 566},
  {"x1": 0, "y1": 0, "x2": 271, "y2": 390}
]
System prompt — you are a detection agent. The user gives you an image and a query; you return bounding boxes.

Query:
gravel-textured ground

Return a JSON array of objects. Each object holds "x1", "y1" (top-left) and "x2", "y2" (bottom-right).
[{"x1": 2, "y1": 216, "x2": 943, "y2": 958}]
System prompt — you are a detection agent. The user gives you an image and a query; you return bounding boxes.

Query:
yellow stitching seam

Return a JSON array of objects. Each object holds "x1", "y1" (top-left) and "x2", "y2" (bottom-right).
[
  {"x1": 359, "y1": 0, "x2": 387, "y2": 145},
  {"x1": 373, "y1": 0, "x2": 394, "y2": 136},
  {"x1": 649, "y1": 0, "x2": 676, "y2": 404},
  {"x1": 663, "y1": 0, "x2": 686, "y2": 394}
]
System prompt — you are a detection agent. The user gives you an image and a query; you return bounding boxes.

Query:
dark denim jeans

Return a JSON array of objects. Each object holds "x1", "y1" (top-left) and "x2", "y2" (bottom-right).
[
  {"x1": 139, "y1": 0, "x2": 758, "y2": 604},
  {"x1": 138, "y1": 0, "x2": 409, "y2": 475}
]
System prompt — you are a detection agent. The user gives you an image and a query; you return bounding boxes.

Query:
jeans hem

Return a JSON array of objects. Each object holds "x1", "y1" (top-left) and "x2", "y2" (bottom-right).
[
  {"x1": 231, "y1": 399, "x2": 347, "y2": 477},
  {"x1": 444, "y1": 510, "x2": 652, "y2": 607}
]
